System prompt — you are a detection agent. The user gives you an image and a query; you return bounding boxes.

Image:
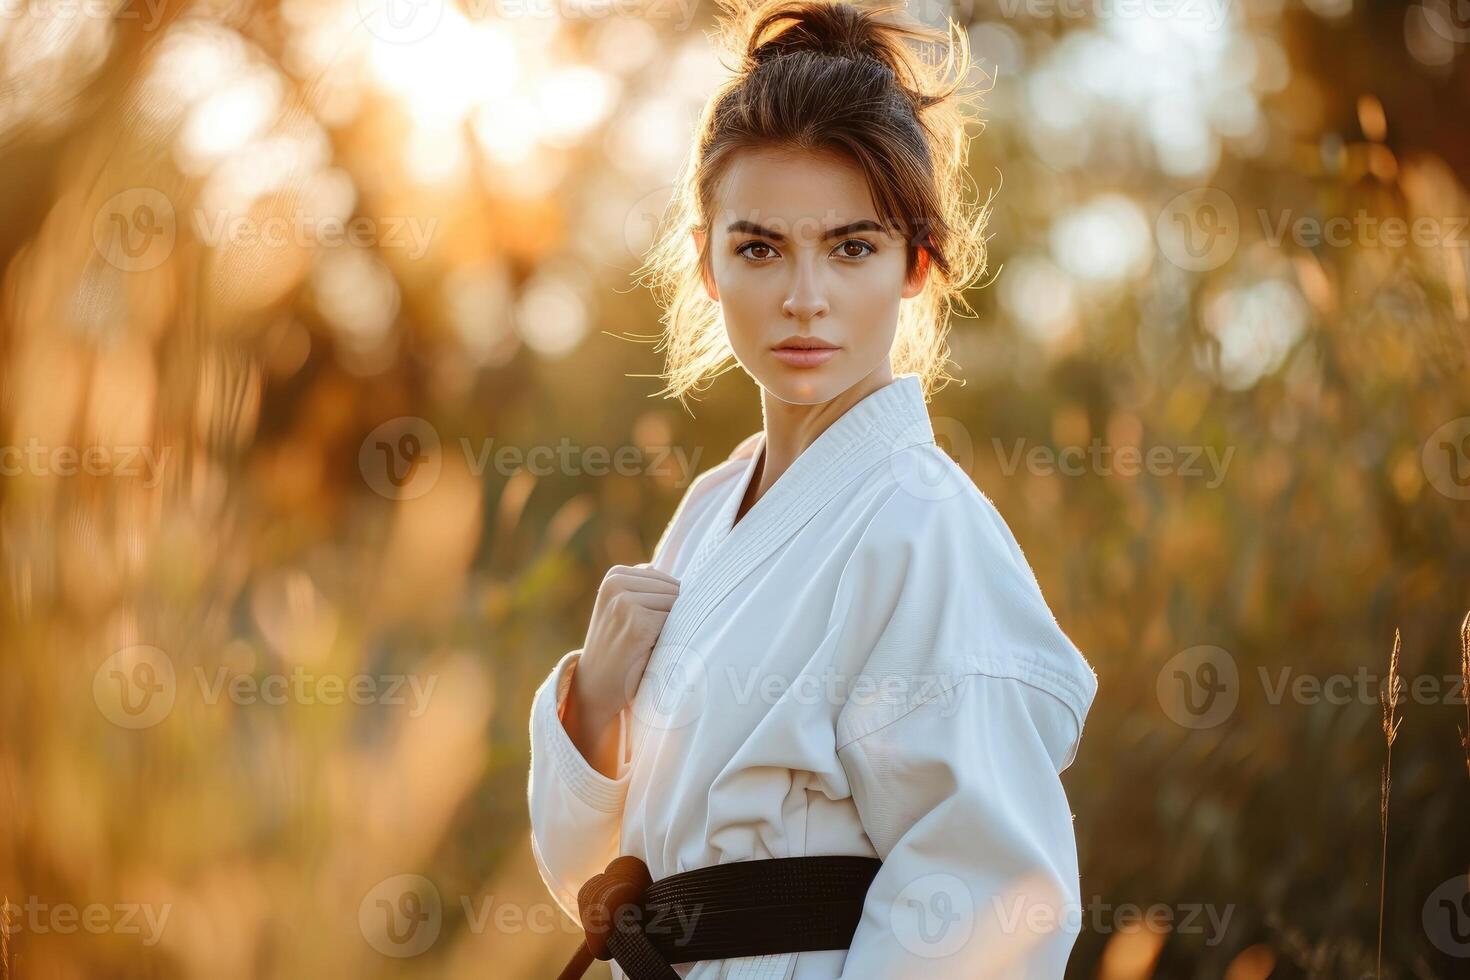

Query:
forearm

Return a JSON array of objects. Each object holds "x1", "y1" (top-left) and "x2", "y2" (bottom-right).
[
  {"x1": 562, "y1": 662, "x2": 623, "y2": 779},
  {"x1": 527, "y1": 650, "x2": 632, "y2": 921}
]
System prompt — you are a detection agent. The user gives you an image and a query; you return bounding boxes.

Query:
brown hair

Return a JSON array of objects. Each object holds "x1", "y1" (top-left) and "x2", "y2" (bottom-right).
[{"x1": 634, "y1": 0, "x2": 991, "y2": 405}]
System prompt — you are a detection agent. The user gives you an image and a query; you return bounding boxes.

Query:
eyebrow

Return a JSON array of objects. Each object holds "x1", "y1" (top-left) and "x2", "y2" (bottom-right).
[{"x1": 725, "y1": 219, "x2": 886, "y2": 242}]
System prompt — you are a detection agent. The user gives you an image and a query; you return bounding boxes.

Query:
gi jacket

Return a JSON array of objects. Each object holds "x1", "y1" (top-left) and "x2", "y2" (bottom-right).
[{"x1": 529, "y1": 373, "x2": 1100, "y2": 979}]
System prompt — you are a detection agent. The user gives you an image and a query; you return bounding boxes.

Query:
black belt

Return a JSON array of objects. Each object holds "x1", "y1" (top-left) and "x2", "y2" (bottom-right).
[{"x1": 556, "y1": 854, "x2": 882, "y2": 979}]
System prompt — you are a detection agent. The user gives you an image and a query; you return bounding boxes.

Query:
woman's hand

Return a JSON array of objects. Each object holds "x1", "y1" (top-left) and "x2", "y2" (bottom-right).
[{"x1": 564, "y1": 563, "x2": 680, "y2": 775}]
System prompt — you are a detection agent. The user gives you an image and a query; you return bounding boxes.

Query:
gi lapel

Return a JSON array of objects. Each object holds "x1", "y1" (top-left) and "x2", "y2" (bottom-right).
[
  {"x1": 682, "y1": 438, "x2": 763, "y2": 587},
  {"x1": 662, "y1": 373, "x2": 937, "y2": 651}
]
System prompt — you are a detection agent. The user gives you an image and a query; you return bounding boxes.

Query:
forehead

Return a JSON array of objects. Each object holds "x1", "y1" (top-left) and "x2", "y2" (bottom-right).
[{"x1": 713, "y1": 147, "x2": 883, "y2": 231}]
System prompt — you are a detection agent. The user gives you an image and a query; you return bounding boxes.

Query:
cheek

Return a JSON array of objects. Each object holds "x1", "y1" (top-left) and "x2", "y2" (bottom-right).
[
  {"x1": 710, "y1": 261, "x2": 765, "y2": 349},
  {"x1": 711, "y1": 260, "x2": 770, "y2": 316},
  {"x1": 844, "y1": 256, "x2": 908, "y2": 308}
]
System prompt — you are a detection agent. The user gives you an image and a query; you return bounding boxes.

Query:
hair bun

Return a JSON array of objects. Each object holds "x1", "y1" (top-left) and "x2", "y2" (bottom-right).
[{"x1": 744, "y1": 1, "x2": 901, "y2": 69}]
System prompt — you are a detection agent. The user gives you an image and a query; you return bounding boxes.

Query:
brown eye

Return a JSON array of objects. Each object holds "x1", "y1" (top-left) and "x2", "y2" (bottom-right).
[
  {"x1": 837, "y1": 240, "x2": 875, "y2": 258},
  {"x1": 737, "y1": 242, "x2": 776, "y2": 261}
]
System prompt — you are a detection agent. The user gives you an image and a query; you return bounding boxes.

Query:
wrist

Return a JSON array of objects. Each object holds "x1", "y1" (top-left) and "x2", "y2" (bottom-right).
[{"x1": 567, "y1": 662, "x2": 620, "y2": 731}]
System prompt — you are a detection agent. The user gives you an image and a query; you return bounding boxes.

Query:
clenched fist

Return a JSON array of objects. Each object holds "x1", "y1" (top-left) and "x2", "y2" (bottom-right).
[{"x1": 564, "y1": 563, "x2": 680, "y2": 776}]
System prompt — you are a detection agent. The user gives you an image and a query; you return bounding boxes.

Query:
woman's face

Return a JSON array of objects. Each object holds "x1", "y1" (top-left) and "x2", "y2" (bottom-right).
[{"x1": 693, "y1": 147, "x2": 929, "y2": 405}]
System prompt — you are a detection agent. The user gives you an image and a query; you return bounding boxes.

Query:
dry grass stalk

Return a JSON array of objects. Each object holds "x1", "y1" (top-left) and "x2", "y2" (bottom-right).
[
  {"x1": 1376, "y1": 628, "x2": 1403, "y2": 980},
  {"x1": 1459, "y1": 611, "x2": 1469, "y2": 783},
  {"x1": 1, "y1": 893, "x2": 9, "y2": 980}
]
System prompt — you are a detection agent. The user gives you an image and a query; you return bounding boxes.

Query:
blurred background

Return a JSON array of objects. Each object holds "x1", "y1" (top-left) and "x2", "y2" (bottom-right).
[{"x1": 2, "y1": 0, "x2": 1469, "y2": 976}]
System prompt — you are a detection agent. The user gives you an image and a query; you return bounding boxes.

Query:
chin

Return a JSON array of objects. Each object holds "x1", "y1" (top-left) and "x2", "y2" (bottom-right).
[{"x1": 749, "y1": 354, "x2": 863, "y2": 406}]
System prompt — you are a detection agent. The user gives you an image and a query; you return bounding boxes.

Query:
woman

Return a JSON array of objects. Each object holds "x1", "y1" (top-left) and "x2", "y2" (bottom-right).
[{"x1": 528, "y1": 2, "x2": 1099, "y2": 977}]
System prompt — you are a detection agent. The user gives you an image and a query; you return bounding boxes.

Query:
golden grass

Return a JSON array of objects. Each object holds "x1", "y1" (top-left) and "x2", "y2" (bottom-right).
[
  {"x1": 1460, "y1": 611, "x2": 1470, "y2": 784},
  {"x1": 1376, "y1": 628, "x2": 1402, "y2": 980}
]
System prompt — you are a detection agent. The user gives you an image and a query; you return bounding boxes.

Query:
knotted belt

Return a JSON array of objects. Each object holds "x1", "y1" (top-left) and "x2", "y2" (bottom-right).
[{"x1": 556, "y1": 855, "x2": 883, "y2": 980}]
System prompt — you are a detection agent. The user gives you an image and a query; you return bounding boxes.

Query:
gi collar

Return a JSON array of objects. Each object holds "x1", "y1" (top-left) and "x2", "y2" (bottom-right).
[{"x1": 670, "y1": 373, "x2": 936, "y2": 650}]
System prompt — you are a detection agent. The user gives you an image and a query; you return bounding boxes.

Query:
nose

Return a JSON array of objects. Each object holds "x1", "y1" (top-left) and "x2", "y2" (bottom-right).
[{"x1": 782, "y1": 258, "x2": 829, "y2": 321}]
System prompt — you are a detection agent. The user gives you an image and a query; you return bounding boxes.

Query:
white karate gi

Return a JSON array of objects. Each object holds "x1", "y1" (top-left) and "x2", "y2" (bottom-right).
[{"x1": 528, "y1": 373, "x2": 1099, "y2": 979}]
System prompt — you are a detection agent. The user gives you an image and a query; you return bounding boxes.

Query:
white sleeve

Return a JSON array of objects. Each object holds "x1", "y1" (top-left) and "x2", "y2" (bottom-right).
[
  {"x1": 834, "y1": 673, "x2": 1084, "y2": 979},
  {"x1": 526, "y1": 648, "x2": 633, "y2": 923}
]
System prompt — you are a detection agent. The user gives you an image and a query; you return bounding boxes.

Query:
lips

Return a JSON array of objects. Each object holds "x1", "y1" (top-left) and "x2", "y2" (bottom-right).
[
  {"x1": 771, "y1": 337, "x2": 839, "y2": 351},
  {"x1": 770, "y1": 344, "x2": 840, "y2": 368}
]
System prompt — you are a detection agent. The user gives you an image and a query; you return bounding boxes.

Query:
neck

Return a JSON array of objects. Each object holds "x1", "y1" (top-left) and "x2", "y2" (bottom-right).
[{"x1": 746, "y1": 364, "x2": 896, "y2": 511}]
